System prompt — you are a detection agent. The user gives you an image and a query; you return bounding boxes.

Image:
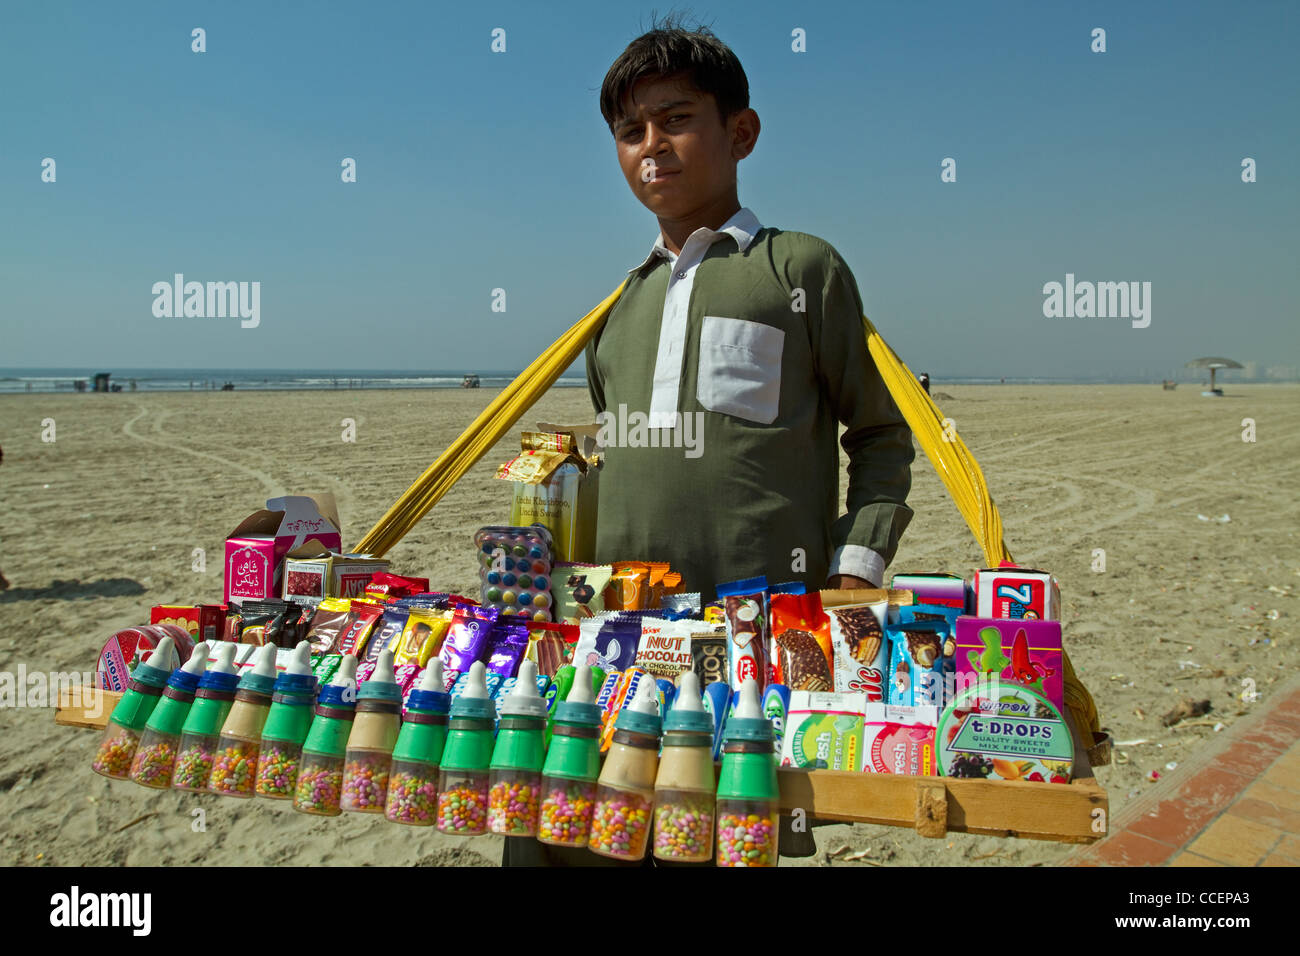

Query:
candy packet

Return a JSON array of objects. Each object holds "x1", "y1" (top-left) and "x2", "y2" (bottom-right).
[
  {"x1": 598, "y1": 667, "x2": 655, "y2": 752},
  {"x1": 391, "y1": 608, "x2": 451, "y2": 668},
  {"x1": 603, "y1": 561, "x2": 650, "y2": 611},
  {"x1": 828, "y1": 601, "x2": 890, "y2": 701},
  {"x1": 779, "y1": 691, "x2": 866, "y2": 771},
  {"x1": 887, "y1": 621, "x2": 951, "y2": 708},
  {"x1": 631, "y1": 617, "x2": 696, "y2": 680},
  {"x1": 305, "y1": 598, "x2": 353, "y2": 655},
  {"x1": 689, "y1": 630, "x2": 727, "y2": 689},
  {"x1": 717, "y1": 576, "x2": 771, "y2": 692},
  {"x1": 769, "y1": 592, "x2": 834, "y2": 692},
  {"x1": 485, "y1": 617, "x2": 531, "y2": 678},
  {"x1": 552, "y1": 563, "x2": 612, "y2": 624},
  {"x1": 335, "y1": 602, "x2": 383, "y2": 656},
  {"x1": 525, "y1": 621, "x2": 579, "y2": 676},
  {"x1": 364, "y1": 572, "x2": 430, "y2": 601},
  {"x1": 574, "y1": 614, "x2": 642, "y2": 673},
  {"x1": 365, "y1": 607, "x2": 410, "y2": 665},
  {"x1": 438, "y1": 604, "x2": 499, "y2": 689},
  {"x1": 861, "y1": 703, "x2": 939, "y2": 775},
  {"x1": 236, "y1": 599, "x2": 291, "y2": 647}
]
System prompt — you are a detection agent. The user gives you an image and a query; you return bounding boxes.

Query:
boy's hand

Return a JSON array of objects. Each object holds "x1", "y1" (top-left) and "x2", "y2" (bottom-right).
[{"x1": 827, "y1": 574, "x2": 876, "y2": 590}]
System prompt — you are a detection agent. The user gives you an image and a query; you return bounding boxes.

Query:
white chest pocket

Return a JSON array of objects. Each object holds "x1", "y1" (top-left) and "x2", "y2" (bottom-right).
[{"x1": 696, "y1": 315, "x2": 785, "y2": 424}]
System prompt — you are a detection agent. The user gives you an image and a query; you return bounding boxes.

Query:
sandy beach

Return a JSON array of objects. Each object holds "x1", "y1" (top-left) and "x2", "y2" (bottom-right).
[{"x1": 1, "y1": 383, "x2": 1296, "y2": 867}]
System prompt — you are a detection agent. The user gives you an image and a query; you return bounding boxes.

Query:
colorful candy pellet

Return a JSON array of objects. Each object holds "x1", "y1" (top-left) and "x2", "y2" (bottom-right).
[
  {"x1": 538, "y1": 780, "x2": 596, "y2": 846},
  {"x1": 654, "y1": 801, "x2": 714, "y2": 861},
  {"x1": 172, "y1": 742, "x2": 216, "y2": 792},
  {"x1": 294, "y1": 764, "x2": 343, "y2": 815},
  {"x1": 385, "y1": 768, "x2": 439, "y2": 825},
  {"x1": 588, "y1": 791, "x2": 653, "y2": 859},
  {"x1": 92, "y1": 727, "x2": 140, "y2": 779},
  {"x1": 715, "y1": 812, "x2": 776, "y2": 867},
  {"x1": 255, "y1": 743, "x2": 300, "y2": 798},
  {"x1": 209, "y1": 741, "x2": 259, "y2": 796},
  {"x1": 341, "y1": 755, "x2": 391, "y2": 812},
  {"x1": 436, "y1": 782, "x2": 489, "y2": 834},
  {"x1": 129, "y1": 740, "x2": 179, "y2": 789},
  {"x1": 488, "y1": 779, "x2": 541, "y2": 836}
]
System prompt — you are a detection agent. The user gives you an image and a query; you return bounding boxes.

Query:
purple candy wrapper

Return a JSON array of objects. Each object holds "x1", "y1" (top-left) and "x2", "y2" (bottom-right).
[
  {"x1": 485, "y1": 618, "x2": 531, "y2": 678},
  {"x1": 438, "y1": 605, "x2": 499, "y2": 676},
  {"x1": 366, "y1": 607, "x2": 410, "y2": 665},
  {"x1": 574, "y1": 615, "x2": 642, "y2": 673}
]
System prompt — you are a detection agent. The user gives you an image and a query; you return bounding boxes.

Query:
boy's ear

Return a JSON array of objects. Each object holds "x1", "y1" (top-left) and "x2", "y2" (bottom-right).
[{"x1": 730, "y1": 108, "x2": 760, "y2": 161}]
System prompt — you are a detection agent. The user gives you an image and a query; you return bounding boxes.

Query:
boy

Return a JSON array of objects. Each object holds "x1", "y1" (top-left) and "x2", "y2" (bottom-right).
[
  {"x1": 503, "y1": 18, "x2": 914, "y2": 867},
  {"x1": 587, "y1": 20, "x2": 914, "y2": 596}
]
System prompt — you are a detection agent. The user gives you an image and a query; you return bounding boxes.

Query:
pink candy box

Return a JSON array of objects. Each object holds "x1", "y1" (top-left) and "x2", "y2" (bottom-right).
[{"x1": 861, "y1": 703, "x2": 938, "y2": 775}]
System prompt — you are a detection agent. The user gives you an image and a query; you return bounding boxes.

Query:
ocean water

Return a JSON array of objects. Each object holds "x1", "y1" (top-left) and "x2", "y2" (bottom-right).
[{"x1": 0, "y1": 369, "x2": 588, "y2": 394}]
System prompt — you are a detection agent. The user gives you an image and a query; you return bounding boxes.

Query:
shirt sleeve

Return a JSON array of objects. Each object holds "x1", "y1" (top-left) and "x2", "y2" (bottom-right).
[
  {"x1": 812, "y1": 248, "x2": 915, "y2": 583},
  {"x1": 585, "y1": 331, "x2": 606, "y2": 416}
]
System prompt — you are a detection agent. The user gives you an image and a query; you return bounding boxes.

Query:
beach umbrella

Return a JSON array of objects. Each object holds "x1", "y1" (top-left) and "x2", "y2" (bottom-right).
[{"x1": 1185, "y1": 357, "x2": 1243, "y2": 393}]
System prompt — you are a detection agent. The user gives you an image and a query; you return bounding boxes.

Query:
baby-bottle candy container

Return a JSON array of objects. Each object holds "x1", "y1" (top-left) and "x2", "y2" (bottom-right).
[
  {"x1": 172, "y1": 643, "x2": 241, "y2": 792},
  {"x1": 588, "y1": 679, "x2": 662, "y2": 862},
  {"x1": 437, "y1": 662, "x2": 495, "y2": 835},
  {"x1": 91, "y1": 636, "x2": 178, "y2": 780},
  {"x1": 488, "y1": 661, "x2": 548, "y2": 837},
  {"x1": 653, "y1": 671, "x2": 717, "y2": 863},
  {"x1": 293, "y1": 654, "x2": 359, "y2": 816},
  {"x1": 255, "y1": 641, "x2": 317, "y2": 799},
  {"x1": 537, "y1": 663, "x2": 603, "y2": 847},
  {"x1": 209, "y1": 643, "x2": 278, "y2": 797},
  {"x1": 128, "y1": 642, "x2": 211, "y2": 789},
  {"x1": 384, "y1": 659, "x2": 450, "y2": 826},
  {"x1": 341, "y1": 649, "x2": 401, "y2": 813},
  {"x1": 715, "y1": 678, "x2": 780, "y2": 867}
]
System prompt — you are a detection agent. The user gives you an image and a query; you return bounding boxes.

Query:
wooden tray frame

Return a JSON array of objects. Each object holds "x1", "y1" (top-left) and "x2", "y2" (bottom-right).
[{"x1": 57, "y1": 687, "x2": 1107, "y2": 843}]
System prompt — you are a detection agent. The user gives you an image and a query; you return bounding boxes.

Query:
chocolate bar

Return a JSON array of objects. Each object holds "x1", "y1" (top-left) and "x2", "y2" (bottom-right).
[
  {"x1": 774, "y1": 628, "x2": 833, "y2": 692},
  {"x1": 832, "y1": 606, "x2": 883, "y2": 665}
]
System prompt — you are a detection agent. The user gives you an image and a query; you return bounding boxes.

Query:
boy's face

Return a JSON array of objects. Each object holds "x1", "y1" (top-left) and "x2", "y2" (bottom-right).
[{"x1": 612, "y1": 74, "x2": 758, "y2": 222}]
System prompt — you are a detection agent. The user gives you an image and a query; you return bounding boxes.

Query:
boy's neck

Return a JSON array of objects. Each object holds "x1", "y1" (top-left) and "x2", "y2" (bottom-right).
[{"x1": 656, "y1": 193, "x2": 743, "y2": 257}]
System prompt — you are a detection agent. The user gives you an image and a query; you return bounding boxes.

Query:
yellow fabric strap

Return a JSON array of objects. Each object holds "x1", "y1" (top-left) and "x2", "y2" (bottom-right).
[
  {"x1": 353, "y1": 282, "x2": 1102, "y2": 749},
  {"x1": 353, "y1": 279, "x2": 630, "y2": 558}
]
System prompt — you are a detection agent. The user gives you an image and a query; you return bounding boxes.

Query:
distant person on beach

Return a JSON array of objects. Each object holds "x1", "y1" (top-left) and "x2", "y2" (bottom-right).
[{"x1": 919, "y1": 372, "x2": 930, "y2": 394}]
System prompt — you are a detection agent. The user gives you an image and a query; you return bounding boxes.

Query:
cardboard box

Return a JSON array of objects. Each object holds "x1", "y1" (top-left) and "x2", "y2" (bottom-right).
[
  {"x1": 150, "y1": 605, "x2": 227, "y2": 644},
  {"x1": 887, "y1": 573, "x2": 967, "y2": 610},
  {"x1": 779, "y1": 691, "x2": 866, "y2": 771},
  {"x1": 955, "y1": 617, "x2": 1064, "y2": 715},
  {"x1": 224, "y1": 494, "x2": 341, "y2": 605},
  {"x1": 497, "y1": 430, "x2": 599, "y2": 563},
  {"x1": 973, "y1": 565, "x2": 1060, "y2": 621},
  {"x1": 283, "y1": 550, "x2": 389, "y2": 605},
  {"x1": 861, "y1": 703, "x2": 939, "y2": 775}
]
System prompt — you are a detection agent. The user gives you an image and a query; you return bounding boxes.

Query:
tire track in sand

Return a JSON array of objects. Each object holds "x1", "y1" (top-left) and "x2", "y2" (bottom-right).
[{"x1": 122, "y1": 404, "x2": 283, "y2": 500}]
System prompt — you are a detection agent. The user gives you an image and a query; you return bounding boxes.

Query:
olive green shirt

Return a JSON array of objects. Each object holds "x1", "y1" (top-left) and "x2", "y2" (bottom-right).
[{"x1": 586, "y1": 208, "x2": 913, "y2": 600}]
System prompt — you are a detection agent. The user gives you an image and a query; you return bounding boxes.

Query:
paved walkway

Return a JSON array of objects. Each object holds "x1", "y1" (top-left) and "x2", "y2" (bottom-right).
[{"x1": 1066, "y1": 675, "x2": 1300, "y2": 866}]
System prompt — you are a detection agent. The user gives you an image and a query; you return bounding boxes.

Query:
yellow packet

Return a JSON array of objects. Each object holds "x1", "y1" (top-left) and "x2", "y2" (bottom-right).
[{"x1": 390, "y1": 608, "x2": 451, "y2": 667}]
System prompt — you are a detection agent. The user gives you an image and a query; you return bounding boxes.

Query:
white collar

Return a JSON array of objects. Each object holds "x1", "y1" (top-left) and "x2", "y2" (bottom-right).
[{"x1": 627, "y1": 207, "x2": 763, "y2": 273}]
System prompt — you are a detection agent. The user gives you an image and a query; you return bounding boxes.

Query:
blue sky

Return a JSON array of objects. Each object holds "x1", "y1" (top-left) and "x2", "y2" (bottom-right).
[{"x1": 1, "y1": 0, "x2": 1296, "y2": 380}]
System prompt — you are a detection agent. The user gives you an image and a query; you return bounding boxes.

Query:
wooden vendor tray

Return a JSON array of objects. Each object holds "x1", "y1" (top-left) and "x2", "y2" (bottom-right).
[{"x1": 56, "y1": 687, "x2": 1108, "y2": 845}]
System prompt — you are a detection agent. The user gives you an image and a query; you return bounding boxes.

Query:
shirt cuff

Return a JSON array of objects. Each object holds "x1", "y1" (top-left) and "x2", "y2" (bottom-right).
[{"x1": 827, "y1": 545, "x2": 884, "y2": 588}]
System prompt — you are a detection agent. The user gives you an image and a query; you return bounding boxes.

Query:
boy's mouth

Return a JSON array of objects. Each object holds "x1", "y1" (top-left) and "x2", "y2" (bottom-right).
[{"x1": 647, "y1": 168, "x2": 680, "y2": 184}]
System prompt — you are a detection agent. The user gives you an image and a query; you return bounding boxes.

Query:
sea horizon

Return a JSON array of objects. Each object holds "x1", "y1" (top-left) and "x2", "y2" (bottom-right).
[{"x1": 1, "y1": 366, "x2": 1295, "y2": 394}]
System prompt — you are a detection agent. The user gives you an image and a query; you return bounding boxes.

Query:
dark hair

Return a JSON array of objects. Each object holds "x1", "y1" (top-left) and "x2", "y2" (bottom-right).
[{"x1": 600, "y1": 12, "x2": 749, "y2": 133}]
